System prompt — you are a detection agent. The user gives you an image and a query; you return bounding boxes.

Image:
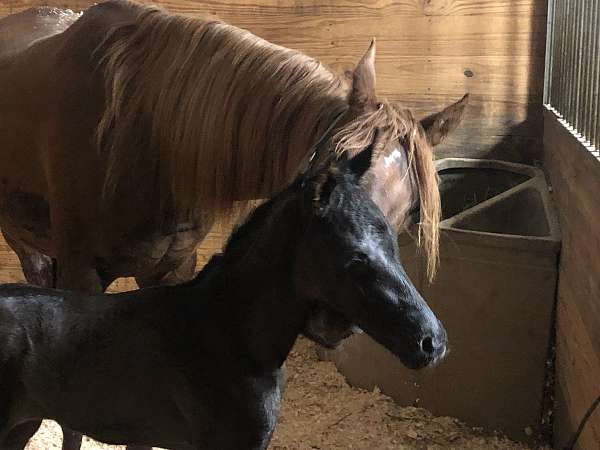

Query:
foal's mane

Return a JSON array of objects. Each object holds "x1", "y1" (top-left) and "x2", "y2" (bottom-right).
[
  {"x1": 189, "y1": 184, "x2": 298, "y2": 288},
  {"x1": 332, "y1": 103, "x2": 441, "y2": 279}
]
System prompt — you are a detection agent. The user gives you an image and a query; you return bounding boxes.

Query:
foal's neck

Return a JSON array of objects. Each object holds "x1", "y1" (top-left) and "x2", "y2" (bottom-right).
[{"x1": 202, "y1": 188, "x2": 309, "y2": 369}]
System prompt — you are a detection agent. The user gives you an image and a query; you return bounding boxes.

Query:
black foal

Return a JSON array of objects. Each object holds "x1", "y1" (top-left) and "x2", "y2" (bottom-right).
[{"x1": 0, "y1": 146, "x2": 446, "y2": 449}]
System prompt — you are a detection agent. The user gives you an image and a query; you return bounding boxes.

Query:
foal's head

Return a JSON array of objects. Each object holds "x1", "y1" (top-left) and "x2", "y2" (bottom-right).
[
  {"x1": 292, "y1": 41, "x2": 466, "y2": 364},
  {"x1": 293, "y1": 146, "x2": 447, "y2": 370}
]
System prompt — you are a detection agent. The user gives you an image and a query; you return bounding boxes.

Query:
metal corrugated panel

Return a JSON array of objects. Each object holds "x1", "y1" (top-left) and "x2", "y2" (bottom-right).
[{"x1": 545, "y1": 0, "x2": 600, "y2": 151}]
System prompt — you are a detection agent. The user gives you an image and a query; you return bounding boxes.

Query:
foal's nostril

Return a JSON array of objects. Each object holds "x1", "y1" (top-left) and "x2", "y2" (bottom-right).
[{"x1": 420, "y1": 336, "x2": 435, "y2": 354}]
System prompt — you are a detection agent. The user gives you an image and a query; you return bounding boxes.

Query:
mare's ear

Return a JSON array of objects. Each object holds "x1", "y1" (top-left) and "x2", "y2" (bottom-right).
[
  {"x1": 349, "y1": 39, "x2": 377, "y2": 109},
  {"x1": 420, "y1": 94, "x2": 469, "y2": 147}
]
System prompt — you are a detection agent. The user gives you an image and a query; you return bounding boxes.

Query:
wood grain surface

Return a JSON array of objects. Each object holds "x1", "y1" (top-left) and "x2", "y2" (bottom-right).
[
  {"x1": 0, "y1": 0, "x2": 547, "y2": 162},
  {"x1": 544, "y1": 109, "x2": 600, "y2": 450},
  {"x1": 1, "y1": 0, "x2": 563, "y2": 443}
]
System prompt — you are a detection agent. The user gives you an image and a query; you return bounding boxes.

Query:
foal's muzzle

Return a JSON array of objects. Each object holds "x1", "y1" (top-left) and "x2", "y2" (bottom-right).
[{"x1": 406, "y1": 319, "x2": 448, "y2": 370}]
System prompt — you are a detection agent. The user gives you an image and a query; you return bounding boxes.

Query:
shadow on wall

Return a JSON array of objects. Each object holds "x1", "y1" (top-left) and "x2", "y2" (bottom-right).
[
  {"x1": 435, "y1": 115, "x2": 545, "y2": 165},
  {"x1": 428, "y1": 0, "x2": 546, "y2": 166}
]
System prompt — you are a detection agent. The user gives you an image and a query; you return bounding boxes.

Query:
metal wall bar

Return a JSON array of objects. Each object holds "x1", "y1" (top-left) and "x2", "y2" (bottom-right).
[
  {"x1": 575, "y1": 0, "x2": 583, "y2": 131},
  {"x1": 591, "y1": 0, "x2": 600, "y2": 149},
  {"x1": 545, "y1": 0, "x2": 600, "y2": 150},
  {"x1": 588, "y1": 0, "x2": 598, "y2": 146},
  {"x1": 548, "y1": 0, "x2": 556, "y2": 105},
  {"x1": 582, "y1": 0, "x2": 591, "y2": 139},
  {"x1": 551, "y1": 0, "x2": 561, "y2": 109},
  {"x1": 568, "y1": 0, "x2": 575, "y2": 120},
  {"x1": 557, "y1": 0, "x2": 566, "y2": 114}
]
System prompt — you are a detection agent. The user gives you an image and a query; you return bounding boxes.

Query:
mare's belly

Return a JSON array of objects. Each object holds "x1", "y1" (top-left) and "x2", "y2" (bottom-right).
[
  {"x1": 0, "y1": 184, "x2": 209, "y2": 279},
  {"x1": 96, "y1": 224, "x2": 209, "y2": 280}
]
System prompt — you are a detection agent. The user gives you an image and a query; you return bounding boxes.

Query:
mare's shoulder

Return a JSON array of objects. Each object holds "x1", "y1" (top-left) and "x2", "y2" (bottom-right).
[{"x1": 56, "y1": 0, "x2": 143, "y2": 60}]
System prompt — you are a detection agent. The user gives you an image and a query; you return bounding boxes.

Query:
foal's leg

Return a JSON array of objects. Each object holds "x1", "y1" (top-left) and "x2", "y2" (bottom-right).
[
  {"x1": 60, "y1": 427, "x2": 83, "y2": 450},
  {"x1": 1, "y1": 420, "x2": 42, "y2": 450}
]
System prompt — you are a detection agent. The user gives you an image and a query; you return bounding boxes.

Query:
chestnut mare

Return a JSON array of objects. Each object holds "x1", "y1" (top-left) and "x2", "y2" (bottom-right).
[{"x1": 0, "y1": 1, "x2": 467, "y2": 449}]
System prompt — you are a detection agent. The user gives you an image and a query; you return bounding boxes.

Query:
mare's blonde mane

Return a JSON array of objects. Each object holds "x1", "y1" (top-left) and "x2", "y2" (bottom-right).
[
  {"x1": 96, "y1": 2, "x2": 347, "y2": 217},
  {"x1": 95, "y1": 2, "x2": 440, "y2": 278}
]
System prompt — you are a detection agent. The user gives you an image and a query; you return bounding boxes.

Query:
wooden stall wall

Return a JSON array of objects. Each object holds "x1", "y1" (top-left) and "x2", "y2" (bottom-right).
[
  {"x1": 1, "y1": 0, "x2": 547, "y2": 161},
  {"x1": 0, "y1": 4, "x2": 548, "y2": 304},
  {"x1": 544, "y1": 110, "x2": 600, "y2": 450}
]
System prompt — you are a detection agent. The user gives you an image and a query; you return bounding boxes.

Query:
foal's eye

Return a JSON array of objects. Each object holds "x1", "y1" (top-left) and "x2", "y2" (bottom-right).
[{"x1": 346, "y1": 253, "x2": 371, "y2": 274}]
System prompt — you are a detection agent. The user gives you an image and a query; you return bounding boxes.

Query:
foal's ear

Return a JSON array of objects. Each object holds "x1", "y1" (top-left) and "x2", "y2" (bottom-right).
[
  {"x1": 349, "y1": 39, "x2": 377, "y2": 109},
  {"x1": 347, "y1": 139, "x2": 375, "y2": 180},
  {"x1": 312, "y1": 139, "x2": 375, "y2": 210},
  {"x1": 420, "y1": 94, "x2": 469, "y2": 147},
  {"x1": 312, "y1": 168, "x2": 339, "y2": 213}
]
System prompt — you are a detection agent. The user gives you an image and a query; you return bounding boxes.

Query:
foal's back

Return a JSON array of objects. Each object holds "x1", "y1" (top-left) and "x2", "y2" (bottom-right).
[{"x1": 0, "y1": 282, "x2": 206, "y2": 446}]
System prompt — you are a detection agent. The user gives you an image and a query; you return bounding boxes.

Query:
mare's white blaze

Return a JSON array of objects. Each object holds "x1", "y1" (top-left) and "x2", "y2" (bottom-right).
[{"x1": 383, "y1": 148, "x2": 404, "y2": 168}]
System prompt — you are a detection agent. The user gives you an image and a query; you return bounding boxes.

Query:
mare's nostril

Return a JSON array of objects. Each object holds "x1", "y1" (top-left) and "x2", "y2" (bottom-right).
[{"x1": 420, "y1": 336, "x2": 434, "y2": 354}]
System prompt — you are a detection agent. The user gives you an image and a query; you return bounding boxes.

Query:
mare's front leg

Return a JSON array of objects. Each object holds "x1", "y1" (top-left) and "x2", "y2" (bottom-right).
[{"x1": 1, "y1": 231, "x2": 55, "y2": 287}]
